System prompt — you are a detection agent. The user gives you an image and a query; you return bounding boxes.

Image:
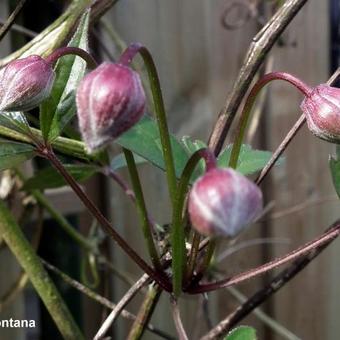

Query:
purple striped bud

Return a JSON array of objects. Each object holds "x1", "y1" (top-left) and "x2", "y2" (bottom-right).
[
  {"x1": 0, "y1": 55, "x2": 55, "y2": 112},
  {"x1": 188, "y1": 168, "x2": 263, "y2": 237},
  {"x1": 301, "y1": 84, "x2": 340, "y2": 143},
  {"x1": 76, "y1": 62, "x2": 146, "y2": 153}
]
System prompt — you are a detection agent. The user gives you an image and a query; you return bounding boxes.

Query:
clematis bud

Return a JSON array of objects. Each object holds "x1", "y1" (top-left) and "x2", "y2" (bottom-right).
[
  {"x1": 76, "y1": 62, "x2": 146, "y2": 153},
  {"x1": 0, "y1": 55, "x2": 55, "y2": 112},
  {"x1": 188, "y1": 168, "x2": 263, "y2": 237},
  {"x1": 301, "y1": 84, "x2": 340, "y2": 143}
]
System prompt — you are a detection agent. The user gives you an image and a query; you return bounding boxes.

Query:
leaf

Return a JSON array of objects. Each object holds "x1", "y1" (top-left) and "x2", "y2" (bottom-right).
[
  {"x1": 110, "y1": 152, "x2": 147, "y2": 171},
  {"x1": 330, "y1": 154, "x2": 340, "y2": 199},
  {"x1": 218, "y1": 144, "x2": 282, "y2": 175},
  {"x1": 23, "y1": 164, "x2": 97, "y2": 190},
  {"x1": 116, "y1": 115, "x2": 189, "y2": 177},
  {"x1": 40, "y1": 10, "x2": 90, "y2": 142},
  {"x1": 0, "y1": 111, "x2": 31, "y2": 135},
  {"x1": 0, "y1": 140, "x2": 35, "y2": 171},
  {"x1": 181, "y1": 136, "x2": 207, "y2": 174},
  {"x1": 225, "y1": 326, "x2": 257, "y2": 340}
]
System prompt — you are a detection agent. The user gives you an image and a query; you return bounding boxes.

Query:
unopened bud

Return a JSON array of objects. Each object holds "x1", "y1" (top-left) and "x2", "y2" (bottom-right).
[
  {"x1": 0, "y1": 55, "x2": 55, "y2": 112},
  {"x1": 301, "y1": 84, "x2": 340, "y2": 143},
  {"x1": 76, "y1": 62, "x2": 146, "y2": 153},
  {"x1": 188, "y1": 168, "x2": 263, "y2": 237}
]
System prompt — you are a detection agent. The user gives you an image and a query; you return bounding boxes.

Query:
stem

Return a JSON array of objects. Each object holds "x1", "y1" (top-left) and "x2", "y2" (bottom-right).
[
  {"x1": 118, "y1": 43, "x2": 177, "y2": 206},
  {"x1": 208, "y1": 0, "x2": 310, "y2": 155},
  {"x1": 172, "y1": 148, "x2": 217, "y2": 297},
  {"x1": 255, "y1": 67, "x2": 340, "y2": 185},
  {"x1": 45, "y1": 46, "x2": 97, "y2": 68},
  {"x1": 0, "y1": 200, "x2": 84, "y2": 339},
  {"x1": 123, "y1": 148, "x2": 162, "y2": 270},
  {"x1": 198, "y1": 239, "x2": 216, "y2": 275},
  {"x1": 40, "y1": 146, "x2": 171, "y2": 292},
  {"x1": 256, "y1": 114, "x2": 306, "y2": 185},
  {"x1": 186, "y1": 232, "x2": 201, "y2": 282},
  {"x1": 103, "y1": 166, "x2": 136, "y2": 203},
  {"x1": 228, "y1": 72, "x2": 311, "y2": 169},
  {"x1": 127, "y1": 283, "x2": 162, "y2": 340},
  {"x1": 43, "y1": 259, "x2": 172, "y2": 340},
  {"x1": 200, "y1": 220, "x2": 340, "y2": 339},
  {"x1": 170, "y1": 297, "x2": 189, "y2": 340},
  {"x1": 187, "y1": 222, "x2": 340, "y2": 294},
  {"x1": 0, "y1": 0, "x2": 27, "y2": 42},
  {"x1": 94, "y1": 274, "x2": 150, "y2": 340}
]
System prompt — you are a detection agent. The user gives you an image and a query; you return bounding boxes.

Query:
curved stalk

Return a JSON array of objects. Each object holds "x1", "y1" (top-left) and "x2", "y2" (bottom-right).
[
  {"x1": 119, "y1": 43, "x2": 177, "y2": 206},
  {"x1": 228, "y1": 72, "x2": 311, "y2": 169},
  {"x1": 172, "y1": 148, "x2": 216, "y2": 297},
  {"x1": 45, "y1": 46, "x2": 97, "y2": 68}
]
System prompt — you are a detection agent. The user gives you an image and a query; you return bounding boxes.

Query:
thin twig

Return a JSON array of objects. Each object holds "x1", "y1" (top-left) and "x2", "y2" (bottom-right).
[
  {"x1": 170, "y1": 297, "x2": 189, "y2": 340},
  {"x1": 127, "y1": 283, "x2": 162, "y2": 340},
  {"x1": 0, "y1": 0, "x2": 27, "y2": 42},
  {"x1": 94, "y1": 274, "x2": 150, "y2": 340},
  {"x1": 200, "y1": 219, "x2": 340, "y2": 339},
  {"x1": 208, "y1": 0, "x2": 309, "y2": 155},
  {"x1": 187, "y1": 221, "x2": 340, "y2": 294},
  {"x1": 0, "y1": 18, "x2": 37, "y2": 38},
  {"x1": 226, "y1": 287, "x2": 300, "y2": 340},
  {"x1": 256, "y1": 114, "x2": 306, "y2": 184},
  {"x1": 42, "y1": 260, "x2": 172, "y2": 340}
]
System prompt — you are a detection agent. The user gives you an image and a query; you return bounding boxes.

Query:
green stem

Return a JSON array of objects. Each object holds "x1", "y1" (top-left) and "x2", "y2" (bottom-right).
[
  {"x1": 127, "y1": 283, "x2": 162, "y2": 340},
  {"x1": 0, "y1": 200, "x2": 84, "y2": 339},
  {"x1": 172, "y1": 148, "x2": 217, "y2": 297},
  {"x1": 119, "y1": 43, "x2": 177, "y2": 206},
  {"x1": 123, "y1": 148, "x2": 162, "y2": 270},
  {"x1": 228, "y1": 72, "x2": 311, "y2": 169}
]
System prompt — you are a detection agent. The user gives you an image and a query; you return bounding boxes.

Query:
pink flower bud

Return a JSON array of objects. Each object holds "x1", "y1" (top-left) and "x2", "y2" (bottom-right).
[
  {"x1": 76, "y1": 62, "x2": 146, "y2": 153},
  {"x1": 0, "y1": 55, "x2": 55, "y2": 112},
  {"x1": 188, "y1": 168, "x2": 263, "y2": 237},
  {"x1": 301, "y1": 84, "x2": 340, "y2": 143}
]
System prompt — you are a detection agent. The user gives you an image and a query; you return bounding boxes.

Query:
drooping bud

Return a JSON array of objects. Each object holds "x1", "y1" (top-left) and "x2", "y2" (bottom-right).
[
  {"x1": 76, "y1": 62, "x2": 146, "y2": 153},
  {"x1": 0, "y1": 55, "x2": 55, "y2": 112},
  {"x1": 301, "y1": 84, "x2": 340, "y2": 143},
  {"x1": 188, "y1": 168, "x2": 263, "y2": 237}
]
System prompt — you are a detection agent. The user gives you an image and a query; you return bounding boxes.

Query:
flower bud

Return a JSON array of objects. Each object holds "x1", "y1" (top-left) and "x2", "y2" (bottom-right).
[
  {"x1": 0, "y1": 55, "x2": 55, "y2": 112},
  {"x1": 76, "y1": 62, "x2": 146, "y2": 153},
  {"x1": 301, "y1": 84, "x2": 340, "y2": 143},
  {"x1": 188, "y1": 168, "x2": 263, "y2": 237}
]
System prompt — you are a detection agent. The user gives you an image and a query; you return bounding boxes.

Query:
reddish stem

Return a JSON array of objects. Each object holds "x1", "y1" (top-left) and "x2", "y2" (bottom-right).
[
  {"x1": 38, "y1": 146, "x2": 171, "y2": 292},
  {"x1": 45, "y1": 46, "x2": 97, "y2": 69},
  {"x1": 187, "y1": 223, "x2": 340, "y2": 294}
]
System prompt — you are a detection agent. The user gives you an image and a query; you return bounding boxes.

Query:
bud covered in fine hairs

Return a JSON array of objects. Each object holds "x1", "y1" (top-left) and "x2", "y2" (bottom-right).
[
  {"x1": 76, "y1": 62, "x2": 146, "y2": 153},
  {"x1": 0, "y1": 55, "x2": 55, "y2": 112},
  {"x1": 188, "y1": 168, "x2": 263, "y2": 237},
  {"x1": 301, "y1": 84, "x2": 340, "y2": 143}
]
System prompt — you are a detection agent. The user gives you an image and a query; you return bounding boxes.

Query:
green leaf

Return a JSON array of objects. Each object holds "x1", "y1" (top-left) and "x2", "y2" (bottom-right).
[
  {"x1": 0, "y1": 111, "x2": 31, "y2": 136},
  {"x1": 181, "y1": 136, "x2": 207, "y2": 174},
  {"x1": 0, "y1": 140, "x2": 35, "y2": 171},
  {"x1": 116, "y1": 115, "x2": 189, "y2": 177},
  {"x1": 225, "y1": 326, "x2": 257, "y2": 340},
  {"x1": 40, "y1": 10, "x2": 90, "y2": 142},
  {"x1": 218, "y1": 144, "x2": 282, "y2": 175},
  {"x1": 23, "y1": 164, "x2": 97, "y2": 191},
  {"x1": 330, "y1": 153, "x2": 340, "y2": 199},
  {"x1": 110, "y1": 152, "x2": 147, "y2": 171}
]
